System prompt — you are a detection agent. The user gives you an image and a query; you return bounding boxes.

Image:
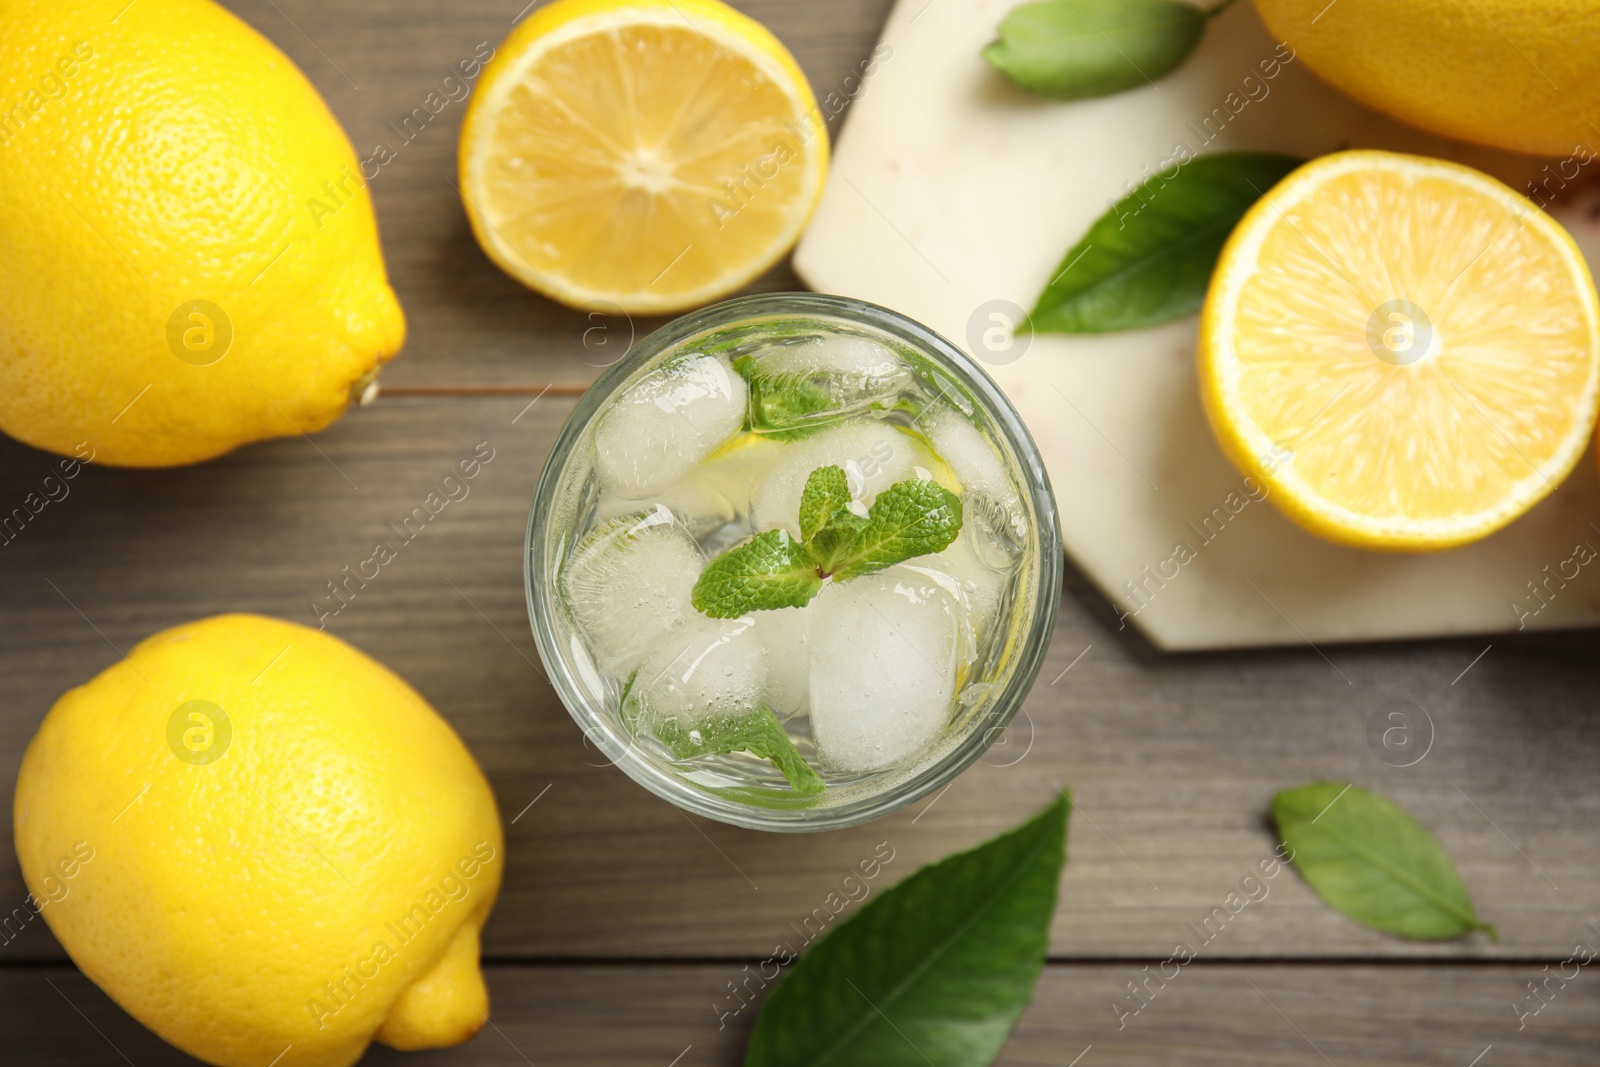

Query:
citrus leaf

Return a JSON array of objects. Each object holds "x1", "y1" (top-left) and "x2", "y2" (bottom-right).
[
  {"x1": 799, "y1": 465, "x2": 854, "y2": 543},
  {"x1": 1029, "y1": 151, "x2": 1303, "y2": 333},
  {"x1": 655, "y1": 706, "x2": 824, "y2": 795},
  {"x1": 1273, "y1": 782, "x2": 1497, "y2": 941},
  {"x1": 692, "y1": 530, "x2": 822, "y2": 618},
  {"x1": 746, "y1": 793, "x2": 1070, "y2": 1067},
  {"x1": 983, "y1": 0, "x2": 1205, "y2": 100},
  {"x1": 829, "y1": 479, "x2": 962, "y2": 581}
]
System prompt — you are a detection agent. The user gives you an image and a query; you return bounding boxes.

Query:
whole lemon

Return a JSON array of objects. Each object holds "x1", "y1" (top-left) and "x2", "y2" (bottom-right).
[
  {"x1": 1254, "y1": 0, "x2": 1600, "y2": 157},
  {"x1": 0, "y1": 0, "x2": 405, "y2": 467},
  {"x1": 13, "y1": 615, "x2": 503, "y2": 1067}
]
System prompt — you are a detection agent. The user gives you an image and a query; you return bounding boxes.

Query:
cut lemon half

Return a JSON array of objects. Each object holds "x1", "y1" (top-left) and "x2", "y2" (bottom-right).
[
  {"x1": 459, "y1": 0, "x2": 828, "y2": 314},
  {"x1": 1200, "y1": 150, "x2": 1600, "y2": 550}
]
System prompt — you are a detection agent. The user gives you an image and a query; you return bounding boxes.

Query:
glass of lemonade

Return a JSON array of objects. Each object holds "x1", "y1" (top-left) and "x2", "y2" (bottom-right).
[{"x1": 526, "y1": 293, "x2": 1062, "y2": 830}]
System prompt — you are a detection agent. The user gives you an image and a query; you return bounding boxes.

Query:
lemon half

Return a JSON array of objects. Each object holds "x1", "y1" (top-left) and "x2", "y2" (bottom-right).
[
  {"x1": 459, "y1": 0, "x2": 828, "y2": 314},
  {"x1": 1200, "y1": 150, "x2": 1600, "y2": 550}
]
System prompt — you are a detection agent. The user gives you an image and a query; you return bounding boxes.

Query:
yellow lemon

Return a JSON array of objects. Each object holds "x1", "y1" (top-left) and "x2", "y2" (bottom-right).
[
  {"x1": 0, "y1": 0, "x2": 405, "y2": 468},
  {"x1": 1199, "y1": 150, "x2": 1600, "y2": 550},
  {"x1": 1254, "y1": 0, "x2": 1600, "y2": 157},
  {"x1": 459, "y1": 0, "x2": 828, "y2": 314},
  {"x1": 13, "y1": 615, "x2": 503, "y2": 1067}
]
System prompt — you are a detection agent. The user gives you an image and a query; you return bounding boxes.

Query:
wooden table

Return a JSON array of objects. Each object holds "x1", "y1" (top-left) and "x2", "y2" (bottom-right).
[{"x1": 3, "y1": 1, "x2": 1597, "y2": 1063}]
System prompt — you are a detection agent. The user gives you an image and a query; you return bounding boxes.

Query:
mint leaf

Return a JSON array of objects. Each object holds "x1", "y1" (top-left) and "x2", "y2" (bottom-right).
[
  {"x1": 656, "y1": 705, "x2": 824, "y2": 795},
  {"x1": 808, "y1": 511, "x2": 869, "y2": 576},
  {"x1": 983, "y1": 0, "x2": 1207, "y2": 100},
  {"x1": 692, "y1": 529, "x2": 823, "y2": 618},
  {"x1": 1273, "y1": 782, "x2": 1497, "y2": 942},
  {"x1": 829, "y1": 479, "x2": 962, "y2": 581},
  {"x1": 618, "y1": 668, "x2": 640, "y2": 729},
  {"x1": 798, "y1": 465, "x2": 868, "y2": 572},
  {"x1": 1029, "y1": 151, "x2": 1303, "y2": 334},
  {"x1": 692, "y1": 468, "x2": 963, "y2": 616},
  {"x1": 798, "y1": 465, "x2": 854, "y2": 543},
  {"x1": 746, "y1": 793, "x2": 1069, "y2": 1067},
  {"x1": 733, "y1": 354, "x2": 839, "y2": 440}
]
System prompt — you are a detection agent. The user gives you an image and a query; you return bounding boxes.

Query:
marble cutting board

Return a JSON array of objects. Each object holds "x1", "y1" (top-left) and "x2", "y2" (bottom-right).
[{"x1": 792, "y1": 0, "x2": 1600, "y2": 650}]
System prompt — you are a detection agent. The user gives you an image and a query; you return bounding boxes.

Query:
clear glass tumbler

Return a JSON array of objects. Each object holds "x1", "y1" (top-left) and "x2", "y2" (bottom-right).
[{"x1": 525, "y1": 293, "x2": 1062, "y2": 830}]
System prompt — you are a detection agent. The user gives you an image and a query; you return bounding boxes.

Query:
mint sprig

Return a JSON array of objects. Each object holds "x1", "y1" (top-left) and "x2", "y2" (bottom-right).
[
  {"x1": 733, "y1": 354, "x2": 838, "y2": 439},
  {"x1": 691, "y1": 529, "x2": 824, "y2": 618},
  {"x1": 691, "y1": 464, "x2": 962, "y2": 617},
  {"x1": 829, "y1": 478, "x2": 962, "y2": 581},
  {"x1": 798, "y1": 464, "x2": 869, "y2": 573},
  {"x1": 798, "y1": 463, "x2": 854, "y2": 542},
  {"x1": 655, "y1": 705, "x2": 825, "y2": 795}
]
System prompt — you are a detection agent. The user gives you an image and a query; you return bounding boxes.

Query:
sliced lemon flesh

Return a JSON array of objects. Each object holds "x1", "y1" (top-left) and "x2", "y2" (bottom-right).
[
  {"x1": 1200, "y1": 150, "x2": 1600, "y2": 550},
  {"x1": 459, "y1": 0, "x2": 828, "y2": 314}
]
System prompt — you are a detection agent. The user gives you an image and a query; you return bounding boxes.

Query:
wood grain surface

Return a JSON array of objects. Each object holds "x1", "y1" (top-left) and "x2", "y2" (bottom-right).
[
  {"x1": 0, "y1": 0, "x2": 1596, "y2": 1063},
  {"x1": 10, "y1": 964, "x2": 1600, "y2": 1066}
]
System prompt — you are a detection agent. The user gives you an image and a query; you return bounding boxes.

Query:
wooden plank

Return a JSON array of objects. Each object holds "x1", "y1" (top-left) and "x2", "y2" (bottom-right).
[
  {"x1": 10, "y1": 962, "x2": 1598, "y2": 1065},
  {"x1": 1, "y1": 395, "x2": 1596, "y2": 962},
  {"x1": 217, "y1": 0, "x2": 898, "y2": 390}
]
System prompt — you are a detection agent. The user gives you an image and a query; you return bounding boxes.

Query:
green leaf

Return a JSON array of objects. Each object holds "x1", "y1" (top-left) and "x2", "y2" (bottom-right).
[
  {"x1": 746, "y1": 793, "x2": 1069, "y2": 1067},
  {"x1": 1029, "y1": 151, "x2": 1304, "y2": 334},
  {"x1": 799, "y1": 464, "x2": 871, "y2": 574},
  {"x1": 1272, "y1": 782, "x2": 1497, "y2": 942},
  {"x1": 799, "y1": 465, "x2": 854, "y2": 543},
  {"x1": 983, "y1": 0, "x2": 1206, "y2": 100},
  {"x1": 692, "y1": 530, "x2": 824, "y2": 618},
  {"x1": 655, "y1": 706, "x2": 824, "y2": 795},
  {"x1": 808, "y1": 511, "x2": 869, "y2": 576},
  {"x1": 733, "y1": 354, "x2": 841, "y2": 440},
  {"x1": 829, "y1": 479, "x2": 962, "y2": 581}
]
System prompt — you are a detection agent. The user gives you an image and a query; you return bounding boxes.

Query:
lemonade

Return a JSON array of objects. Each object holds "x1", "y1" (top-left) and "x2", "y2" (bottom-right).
[{"x1": 528, "y1": 295, "x2": 1061, "y2": 828}]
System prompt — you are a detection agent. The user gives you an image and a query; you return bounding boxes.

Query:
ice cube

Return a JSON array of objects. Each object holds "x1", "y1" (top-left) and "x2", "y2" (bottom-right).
[
  {"x1": 594, "y1": 353, "x2": 749, "y2": 499},
  {"x1": 593, "y1": 476, "x2": 735, "y2": 541},
  {"x1": 561, "y1": 506, "x2": 704, "y2": 675},
  {"x1": 807, "y1": 566, "x2": 966, "y2": 774},
  {"x1": 745, "y1": 333, "x2": 912, "y2": 431},
  {"x1": 923, "y1": 407, "x2": 1027, "y2": 567},
  {"x1": 924, "y1": 408, "x2": 1013, "y2": 501},
  {"x1": 626, "y1": 614, "x2": 768, "y2": 739},
  {"x1": 750, "y1": 602, "x2": 812, "y2": 718},
  {"x1": 751, "y1": 420, "x2": 937, "y2": 537},
  {"x1": 909, "y1": 532, "x2": 1009, "y2": 638},
  {"x1": 593, "y1": 434, "x2": 785, "y2": 543}
]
